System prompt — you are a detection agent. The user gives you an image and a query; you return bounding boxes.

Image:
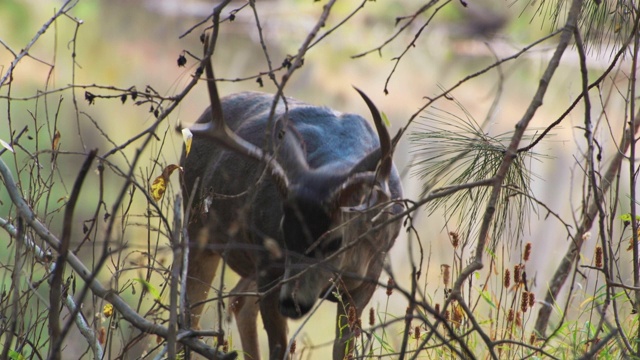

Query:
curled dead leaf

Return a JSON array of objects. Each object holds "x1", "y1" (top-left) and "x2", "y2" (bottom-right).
[
  {"x1": 52, "y1": 130, "x2": 61, "y2": 151},
  {"x1": 103, "y1": 303, "x2": 114, "y2": 318},
  {"x1": 150, "y1": 164, "x2": 182, "y2": 202},
  {"x1": 51, "y1": 130, "x2": 61, "y2": 163}
]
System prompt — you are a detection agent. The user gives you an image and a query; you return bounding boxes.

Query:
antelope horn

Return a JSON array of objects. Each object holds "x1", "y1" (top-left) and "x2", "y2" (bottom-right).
[
  {"x1": 189, "y1": 34, "x2": 290, "y2": 195},
  {"x1": 352, "y1": 87, "x2": 392, "y2": 181}
]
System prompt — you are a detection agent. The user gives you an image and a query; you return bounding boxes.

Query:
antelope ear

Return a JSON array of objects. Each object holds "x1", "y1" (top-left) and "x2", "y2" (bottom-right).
[
  {"x1": 349, "y1": 148, "x2": 381, "y2": 174},
  {"x1": 330, "y1": 172, "x2": 389, "y2": 209},
  {"x1": 343, "y1": 189, "x2": 391, "y2": 215}
]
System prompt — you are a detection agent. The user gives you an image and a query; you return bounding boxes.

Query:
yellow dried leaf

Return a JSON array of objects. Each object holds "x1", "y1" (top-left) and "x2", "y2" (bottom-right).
[
  {"x1": 51, "y1": 130, "x2": 62, "y2": 163},
  {"x1": 52, "y1": 130, "x2": 61, "y2": 151},
  {"x1": 150, "y1": 164, "x2": 182, "y2": 202},
  {"x1": 150, "y1": 176, "x2": 167, "y2": 202},
  {"x1": 103, "y1": 303, "x2": 114, "y2": 318},
  {"x1": 182, "y1": 128, "x2": 193, "y2": 157},
  {"x1": 452, "y1": 302, "x2": 464, "y2": 329}
]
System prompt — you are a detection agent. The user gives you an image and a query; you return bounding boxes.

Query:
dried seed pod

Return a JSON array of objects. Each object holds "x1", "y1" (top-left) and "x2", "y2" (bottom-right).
[
  {"x1": 528, "y1": 291, "x2": 535, "y2": 308},
  {"x1": 386, "y1": 278, "x2": 394, "y2": 296},
  {"x1": 514, "y1": 264, "x2": 522, "y2": 284},
  {"x1": 369, "y1": 307, "x2": 375, "y2": 326},
  {"x1": 521, "y1": 291, "x2": 529, "y2": 313},
  {"x1": 449, "y1": 231, "x2": 460, "y2": 248},
  {"x1": 441, "y1": 264, "x2": 451, "y2": 289},
  {"x1": 348, "y1": 305, "x2": 356, "y2": 327},
  {"x1": 504, "y1": 268, "x2": 511, "y2": 289},
  {"x1": 595, "y1": 246, "x2": 603, "y2": 268},
  {"x1": 523, "y1": 242, "x2": 532, "y2": 262}
]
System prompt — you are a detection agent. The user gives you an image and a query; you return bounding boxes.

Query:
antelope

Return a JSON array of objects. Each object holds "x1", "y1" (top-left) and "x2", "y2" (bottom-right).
[{"x1": 181, "y1": 54, "x2": 404, "y2": 359}]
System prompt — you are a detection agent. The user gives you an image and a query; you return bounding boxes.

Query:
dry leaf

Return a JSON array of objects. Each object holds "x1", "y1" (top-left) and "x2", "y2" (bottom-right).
[
  {"x1": 98, "y1": 327, "x2": 106, "y2": 345},
  {"x1": 51, "y1": 129, "x2": 61, "y2": 163},
  {"x1": 103, "y1": 303, "x2": 114, "y2": 318},
  {"x1": 150, "y1": 164, "x2": 182, "y2": 202},
  {"x1": 452, "y1": 302, "x2": 464, "y2": 329},
  {"x1": 182, "y1": 128, "x2": 193, "y2": 157},
  {"x1": 52, "y1": 129, "x2": 61, "y2": 151}
]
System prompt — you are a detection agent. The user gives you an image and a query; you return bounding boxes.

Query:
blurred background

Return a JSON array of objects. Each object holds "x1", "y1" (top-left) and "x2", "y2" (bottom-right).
[{"x1": 0, "y1": 0, "x2": 635, "y2": 358}]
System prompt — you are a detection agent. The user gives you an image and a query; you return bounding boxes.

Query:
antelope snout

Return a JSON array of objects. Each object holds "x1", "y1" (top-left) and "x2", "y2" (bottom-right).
[
  {"x1": 278, "y1": 271, "x2": 323, "y2": 319},
  {"x1": 279, "y1": 294, "x2": 314, "y2": 319}
]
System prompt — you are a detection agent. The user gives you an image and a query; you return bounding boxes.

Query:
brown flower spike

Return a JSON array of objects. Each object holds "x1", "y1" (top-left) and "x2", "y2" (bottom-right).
[
  {"x1": 523, "y1": 242, "x2": 532, "y2": 262},
  {"x1": 504, "y1": 268, "x2": 511, "y2": 289}
]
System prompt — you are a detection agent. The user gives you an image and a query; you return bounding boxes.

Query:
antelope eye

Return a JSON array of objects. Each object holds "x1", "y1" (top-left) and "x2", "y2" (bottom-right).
[{"x1": 323, "y1": 237, "x2": 343, "y2": 254}]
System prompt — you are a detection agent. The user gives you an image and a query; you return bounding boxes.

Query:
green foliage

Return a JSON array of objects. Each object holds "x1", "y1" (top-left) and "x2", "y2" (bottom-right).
[
  {"x1": 8, "y1": 350, "x2": 25, "y2": 360},
  {"x1": 132, "y1": 278, "x2": 162, "y2": 302},
  {"x1": 534, "y1": 0, "x2": 634, "y2": 52},
  {"x1": 620, "y1": 213, "x2": 640, "y2": 223},
  {"x1": 410, "y1": 100, "x2": 541, "y2": 246}
]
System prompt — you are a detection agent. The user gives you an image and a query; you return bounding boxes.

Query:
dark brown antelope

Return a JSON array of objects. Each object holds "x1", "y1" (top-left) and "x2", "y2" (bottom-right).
[{"x1": 181, "y1": 54, "x2": 403, "y2": 359}]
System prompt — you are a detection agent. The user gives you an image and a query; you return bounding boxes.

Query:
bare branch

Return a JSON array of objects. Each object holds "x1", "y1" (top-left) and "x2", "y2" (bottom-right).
[
  {"x1": 0, "y1": 157, "x2": 234, "y2": 359},
  {"x1": 0, "y1": 0, "x2": 77, "y2": 88},
  {"x1": 49, "y1": 149, "x2": 97, "y2": 359},
  {"x1": 0, "y1": 217, "x2": 104, "y2": 359},
  {"x1": 451, "y1": 0, "x2": 583, "y2": 317}
]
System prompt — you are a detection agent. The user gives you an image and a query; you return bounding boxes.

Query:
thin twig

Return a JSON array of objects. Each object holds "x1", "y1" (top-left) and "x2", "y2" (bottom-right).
[
  {"x1": 352, "y1": 1, "x2": 439, "y2": 59},
  {"x1": 0, "y1": 218, "x2": 104, "y2": 359},
  {"x1": 0, "y1": 0, "x2": 76, "y2": 87},
  {"x1": 49, "y1": 149, "x2": 97, "y2": 359},
  {"x1": 168, "y1": 195, "x2": 183, "y2": 358}
]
